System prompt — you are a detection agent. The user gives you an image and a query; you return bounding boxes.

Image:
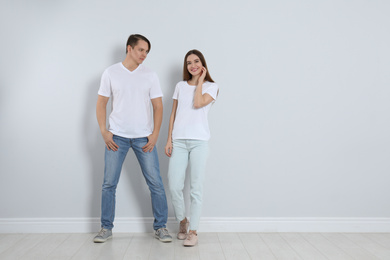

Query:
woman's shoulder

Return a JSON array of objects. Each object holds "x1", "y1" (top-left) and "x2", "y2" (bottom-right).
[
  {"x1": 204, "y1": 81, "x2": 218, "y2": 89},
  {"x1": 176, "y1": 81, "x2": 187, "y2": 87}
]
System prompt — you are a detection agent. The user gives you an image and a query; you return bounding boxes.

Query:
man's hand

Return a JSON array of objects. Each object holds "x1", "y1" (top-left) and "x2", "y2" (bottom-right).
[
  {"x1": 142, "y1": 133, "x2": 158, "y2": 152},
  {"x1": 102, "y1": 130, "x2": 118, "y2": 151}
]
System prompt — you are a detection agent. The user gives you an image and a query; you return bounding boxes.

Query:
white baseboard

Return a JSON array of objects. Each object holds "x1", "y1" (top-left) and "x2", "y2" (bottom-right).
[{"x1": 0, "y1": 217, "x2": 389, "y2": 233}]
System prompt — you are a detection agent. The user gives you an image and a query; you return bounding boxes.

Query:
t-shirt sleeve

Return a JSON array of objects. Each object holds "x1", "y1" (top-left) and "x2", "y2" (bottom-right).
[
  {"x1": 98, "y1": 69, "x2": 111, "y2": 97},
  {"x1": 204, "y1": 83, "x2": 219, "y2": 100},
  {"x1": 150, "y1": 72, "x2": 163, "y2": 99},
  {"x1": 172, "y1": 82, "x2": 180, "y2": 100}
]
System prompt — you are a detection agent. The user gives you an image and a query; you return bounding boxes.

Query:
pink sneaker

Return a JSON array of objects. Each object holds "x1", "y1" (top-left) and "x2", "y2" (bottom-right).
[
  {"x1": 183, "y1": 232, "x2": 198, "y2": 247},
  {"x1": 177, "y1": 220, "x2": 189, "y2": 240}
]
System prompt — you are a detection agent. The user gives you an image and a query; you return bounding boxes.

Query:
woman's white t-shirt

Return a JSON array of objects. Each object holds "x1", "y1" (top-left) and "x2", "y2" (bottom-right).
[
  {"x1": 172, "y1": 81, "x2": 219, "y2": 141},
  {"x1": 98, "y1": 63, "x2": 163, "y2": 138}
]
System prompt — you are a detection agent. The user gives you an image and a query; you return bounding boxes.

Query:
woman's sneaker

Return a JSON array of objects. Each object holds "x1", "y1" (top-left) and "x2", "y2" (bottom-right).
[
  {"x1": 93, "y1": 228, "x2": 112, "y2": 243},
  {"x1": 177, "y1": 220, "x2": 189, "y2": 240},
  {"x1": 183, "y1": 232, "x2": 198, "y2": 247},
  {"x1": 155, "y1": 228, "x2": 173, "y2": 242}
]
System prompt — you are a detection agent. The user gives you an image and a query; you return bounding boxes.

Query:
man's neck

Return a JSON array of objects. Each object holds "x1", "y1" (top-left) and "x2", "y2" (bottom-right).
[{"x1": 122, "y1": 57, "x2": 140, "y2": 72}]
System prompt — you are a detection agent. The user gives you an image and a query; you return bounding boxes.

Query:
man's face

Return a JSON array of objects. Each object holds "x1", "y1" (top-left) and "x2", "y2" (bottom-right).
[{"x1": 128, "y1": 40, "x2": 149, "y2": 65}]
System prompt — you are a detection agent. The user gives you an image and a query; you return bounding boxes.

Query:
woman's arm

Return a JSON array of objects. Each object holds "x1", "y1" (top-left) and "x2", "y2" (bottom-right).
[
  {"x1": 193, "y1": 91, "x2": 215, "y2": 109},
  {"x1": 165, "y1": 99, "x2": 178, "y2": 157}
]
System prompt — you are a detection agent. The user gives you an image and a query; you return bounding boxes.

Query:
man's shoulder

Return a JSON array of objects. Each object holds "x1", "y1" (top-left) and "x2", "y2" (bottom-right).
[
  {"x1": 105, "y1": 62, "x2": 122, "y2": 72},
  {"x1": 139, "y1": 65, "x2": 157, "y2": 76},
  {"x1": 102, "y1": 62, "x2": 122, "y2": 76}
]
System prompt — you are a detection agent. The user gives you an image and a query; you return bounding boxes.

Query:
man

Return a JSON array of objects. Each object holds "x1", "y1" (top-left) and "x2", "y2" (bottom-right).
[{"x1": 94, "y1": 34, "x2": 172, "y2": 243}]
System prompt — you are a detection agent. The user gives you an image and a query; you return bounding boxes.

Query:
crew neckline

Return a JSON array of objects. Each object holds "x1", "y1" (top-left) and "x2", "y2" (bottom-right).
[{"x1": 186, "y1": 81, "x2": 207, "y2": 86}]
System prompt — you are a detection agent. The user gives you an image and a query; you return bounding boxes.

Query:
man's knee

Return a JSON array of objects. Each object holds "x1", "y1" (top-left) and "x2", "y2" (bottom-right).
[{"x1": 102, "y1": 181, "x2": 117, "y2": 191}]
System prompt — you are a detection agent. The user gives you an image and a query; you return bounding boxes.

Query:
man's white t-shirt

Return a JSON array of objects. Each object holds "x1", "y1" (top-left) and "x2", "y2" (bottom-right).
[
  {"x1": 172, "y1": 81, "x2": 219, "y2": 141},
  {"x1": 98, "y1": 62, "x2": 163, "y2": 138}
]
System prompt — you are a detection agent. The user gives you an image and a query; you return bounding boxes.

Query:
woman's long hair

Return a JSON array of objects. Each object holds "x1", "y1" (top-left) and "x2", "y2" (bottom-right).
[{"x1": 183, "y1": 50, "x2": 214, "y2": 83}]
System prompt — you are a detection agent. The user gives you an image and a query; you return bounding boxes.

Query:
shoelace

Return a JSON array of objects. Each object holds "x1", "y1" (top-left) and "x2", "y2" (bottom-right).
[
  {"x1": 160, "y1": 228, "x2": 169, "y2": 236},
  {"x1": 186, "y1": 232, "x2": 194, "y2": 240},
  {"x1": 98, "y1": 228, "x2": 107, "y2": 237}
]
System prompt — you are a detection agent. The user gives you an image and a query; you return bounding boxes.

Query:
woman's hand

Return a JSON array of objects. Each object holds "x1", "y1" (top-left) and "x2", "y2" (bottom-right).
[
  {"x1": 199, "y1": 67, "x2": 207, "y2": 83},
  {"x1": 165, "y1": 141, "x2": 173, "y2": 157}
]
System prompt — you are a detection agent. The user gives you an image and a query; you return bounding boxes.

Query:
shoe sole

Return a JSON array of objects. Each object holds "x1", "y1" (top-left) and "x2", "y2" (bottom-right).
[
  {"x1": 154, "y1": 235, "x2": 172, "y2": 243},
  {"x1": 93, "y1": 235, "x2": 112, "y2": 243},
  {"x1": 183, "y1": 243, "x2": 197, "y2": 247}
]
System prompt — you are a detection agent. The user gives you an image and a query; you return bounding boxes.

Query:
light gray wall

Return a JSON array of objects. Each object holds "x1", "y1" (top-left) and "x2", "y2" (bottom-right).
[{"x1": 1, "y1": 0, "x2": 389, "y2": 222}]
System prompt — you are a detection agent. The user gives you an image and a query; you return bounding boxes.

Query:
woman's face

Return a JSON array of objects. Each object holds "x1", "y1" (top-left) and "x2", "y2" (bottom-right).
[{"x1": 186, "y1": 54, "x2": 203, "y2": 77}]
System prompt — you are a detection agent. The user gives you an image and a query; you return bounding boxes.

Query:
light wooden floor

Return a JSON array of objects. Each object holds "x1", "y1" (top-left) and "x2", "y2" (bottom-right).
[{"x1": 0, "y1": 232, "x2": 390, "y2": 259}]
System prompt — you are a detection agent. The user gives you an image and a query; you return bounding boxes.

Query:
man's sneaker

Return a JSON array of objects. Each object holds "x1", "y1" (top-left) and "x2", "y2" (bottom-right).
[
  {"x1": 177, "y1": 220, "x2": 189, "y2": 240},
  {"x1": 93, "y1": 228, "x2": 112, "y2": 243},
  {"x1": 183, "y1": 232, "x2": 198, "y2": 247},
  {"x1": 154, "y1": 228, "x2": 173, "y2": 242}
]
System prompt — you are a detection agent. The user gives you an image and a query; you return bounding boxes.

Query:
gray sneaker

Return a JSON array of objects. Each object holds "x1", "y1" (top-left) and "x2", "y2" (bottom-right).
[
  {"x1": 154, "y1": 228, "x2": 172, "y2": 242},
  {"x1": 93, "y1": 228, "x2": 112, "y2": 243}
]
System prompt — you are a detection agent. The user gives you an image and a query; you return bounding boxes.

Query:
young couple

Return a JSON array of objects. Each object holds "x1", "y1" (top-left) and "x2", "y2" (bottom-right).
[{"x1": 94, "y1": 34, "x2": 219, "y2": 247}]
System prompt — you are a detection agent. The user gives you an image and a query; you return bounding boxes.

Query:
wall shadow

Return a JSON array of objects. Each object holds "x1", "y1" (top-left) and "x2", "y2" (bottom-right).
[
  {"x1": 84, "y1": 77, "x2": 105, "y2": 232},
  {"x1": 84, "y1": 46, "x2": 127, "y2": 231}
]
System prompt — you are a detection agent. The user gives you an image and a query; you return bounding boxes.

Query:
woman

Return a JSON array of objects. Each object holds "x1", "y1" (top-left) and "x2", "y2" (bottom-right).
[{"x1": 165, "y1": 49, "x2": 219, "y2": 247}]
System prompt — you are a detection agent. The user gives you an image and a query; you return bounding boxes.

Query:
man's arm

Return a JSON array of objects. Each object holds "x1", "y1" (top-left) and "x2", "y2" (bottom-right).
[
  {"x1": 96, "y1": 95, "x2": 118, "y2": 151},
  {"x1": 142, "y1": 97, "x2": 163, "y2": 152}
]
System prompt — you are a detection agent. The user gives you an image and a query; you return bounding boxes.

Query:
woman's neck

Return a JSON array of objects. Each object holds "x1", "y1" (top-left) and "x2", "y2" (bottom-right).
[{"x1": 188, "y1": 75, "x2": 201, "y2": 85}]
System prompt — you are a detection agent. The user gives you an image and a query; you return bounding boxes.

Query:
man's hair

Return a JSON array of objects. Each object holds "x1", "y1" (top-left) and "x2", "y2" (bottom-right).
[{"x1": 126, "y1": 34, "x2": 151, "y2": 54}]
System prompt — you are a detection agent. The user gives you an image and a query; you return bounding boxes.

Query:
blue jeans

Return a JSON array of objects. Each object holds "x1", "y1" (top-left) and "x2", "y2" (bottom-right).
[
  {"x1": 100, "y1": 135, "x2": 168, "y2": 230},
  {"x1": 168, "y1": 139, "x2": 209, "y2": 230}
]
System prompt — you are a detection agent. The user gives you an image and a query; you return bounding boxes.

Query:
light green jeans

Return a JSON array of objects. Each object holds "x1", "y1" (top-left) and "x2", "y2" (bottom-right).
[{"x1": 168, "y1": 139, "x2": 209, "y2": 230}]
